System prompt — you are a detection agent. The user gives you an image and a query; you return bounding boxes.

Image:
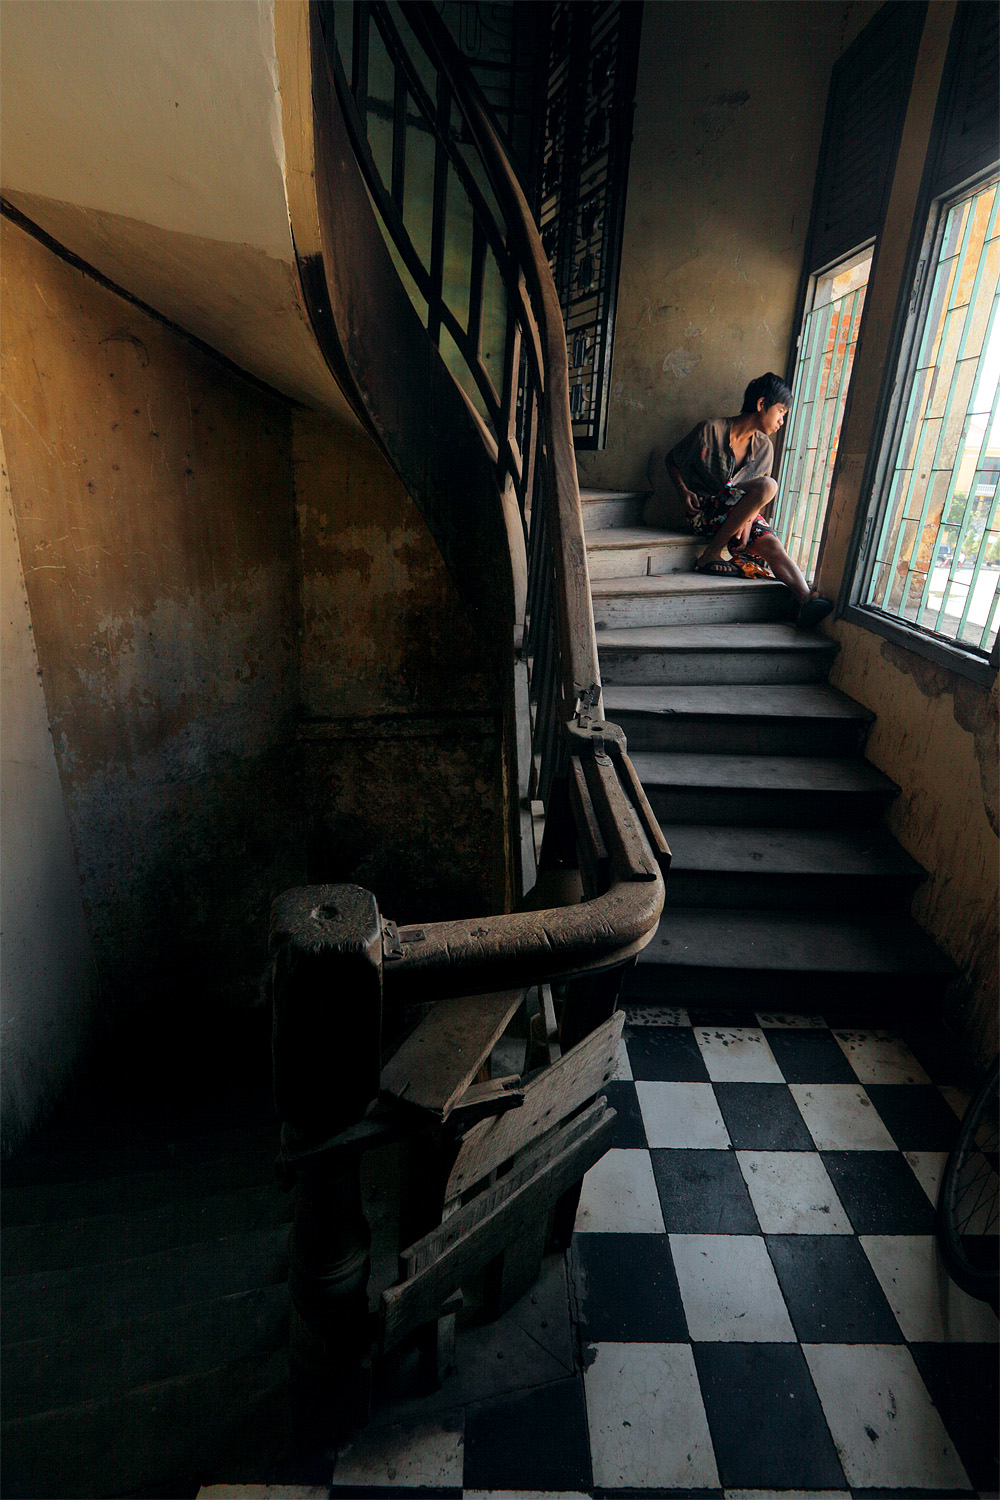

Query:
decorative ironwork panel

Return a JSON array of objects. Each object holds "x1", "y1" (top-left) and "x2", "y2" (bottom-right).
[{"x1": 535, "y1": 1, "x2": 642, "y2": 450}]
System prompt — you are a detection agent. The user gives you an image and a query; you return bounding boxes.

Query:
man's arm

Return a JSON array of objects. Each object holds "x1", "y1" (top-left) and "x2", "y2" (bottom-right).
[{"x1": 666, "y1": 458, "x2": 702, "y2": 519}]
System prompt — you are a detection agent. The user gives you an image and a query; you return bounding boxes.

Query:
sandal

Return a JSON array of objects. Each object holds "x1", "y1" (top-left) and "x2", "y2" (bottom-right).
[
  {"x1": 796, "y1": 594, "x2": 834, "y2": 630},
  {"x1": 695, "y1": 557, "x2": 741, "y2": 577}
]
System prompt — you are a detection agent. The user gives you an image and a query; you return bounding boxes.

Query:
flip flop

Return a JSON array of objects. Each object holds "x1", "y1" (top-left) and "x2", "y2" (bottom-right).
[
  {"x1": 796, "y1": 594, "x2": 834, "y2": 630},
  {"x1": 695, "y1": 557, "x2": 741, "y2": 577}
]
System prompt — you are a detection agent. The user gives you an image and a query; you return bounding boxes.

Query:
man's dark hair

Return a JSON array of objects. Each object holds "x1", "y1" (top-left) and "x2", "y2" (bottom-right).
[{"x1": 741, "y1": 372, "x2": 793, "y2": 414}]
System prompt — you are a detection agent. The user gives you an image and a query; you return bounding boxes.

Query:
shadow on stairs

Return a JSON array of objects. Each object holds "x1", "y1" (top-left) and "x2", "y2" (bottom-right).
[{"x1": 581, "y1": 488, "x2": 954, "y2": 1019}]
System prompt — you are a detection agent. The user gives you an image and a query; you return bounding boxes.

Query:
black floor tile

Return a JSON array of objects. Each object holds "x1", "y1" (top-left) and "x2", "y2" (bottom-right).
[
  {"x1": 764, "y1": 1028, "x2": 858, "y2": 1084},
  {"x1": 821, "y1": 1151, "x2": 937, "y2": 1233},
  {"x1": 898, "y1": 1021, "x2": 978, "y2": 1087},
  {"x1": 626, "y1": 1026, "x2": 710, "y2": 1083},
  {"x1": 569, "y1": 1232, "x2": 688, "y2": 1344},
  {"x1": 650, "y1": 1148, "x2": 759, "y2": 1233},
  {"x1": 602, "y1": 1080, "x2": 648, "y2": 1149},
  {"x1": 865, "y1": 1084, "x2": 962, "y2": 1151},
  {"x1": 765, "y1": 1233, "x2": 904, "y2": 1343},
  {"x1": 462, "y1": 1375, "x2": 591, "y2": 1492},
  {"x1": 908, "y1": 1344, "x2": 1000, "y2": 1494},
  {"x1": 692, "y1": 1341, "x2": 846, "y2": 1491},
  {"x1": 686, "y1": 1006, "x2": 757, "y2": 1027},
  {"x1": 714, "y1": 1082, "x2": 815, "y2": 1151}
]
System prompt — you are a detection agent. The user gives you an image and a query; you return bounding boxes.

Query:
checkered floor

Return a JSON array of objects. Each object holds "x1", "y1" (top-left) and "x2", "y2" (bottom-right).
[{"x1": 227, "y1": 1009, "x2": 998, "y2": 1500}]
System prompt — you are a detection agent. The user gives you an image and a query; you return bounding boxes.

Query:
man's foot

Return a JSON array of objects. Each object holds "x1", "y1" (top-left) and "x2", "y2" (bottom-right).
[
  {"x1": 695, "y1": 556, "x2": 741, "y2": 577},
  {"x1": 796, "y1": 593, "x2": 834, "y2": 630}
]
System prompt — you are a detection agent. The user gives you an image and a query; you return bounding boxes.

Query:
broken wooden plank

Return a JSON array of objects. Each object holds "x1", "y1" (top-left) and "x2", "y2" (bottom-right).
[
  {"x1": 583, "y1": 754, "x2": 659, "y2": 882},
  {"x1": 381, "y1": 1100, "x2": 614, "y2": 1351},
  {"x1": 615, "y1": 749, "x2": 672, "y2": 877},
  {"x1": 569, "y1": 756, "x2": 610, "y2": 895},
  {"x1": 379, "y1": 990, "x2": 524, "y2": 1120},
  {"x1": 444, "y1": 1009, "x2": 624, "y2": 1199}
]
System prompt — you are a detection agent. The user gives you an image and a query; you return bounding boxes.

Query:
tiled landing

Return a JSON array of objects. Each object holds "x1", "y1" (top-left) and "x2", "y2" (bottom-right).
[{"x1": 201, "y1": 1012, "x2": 998, "y2": 1500}]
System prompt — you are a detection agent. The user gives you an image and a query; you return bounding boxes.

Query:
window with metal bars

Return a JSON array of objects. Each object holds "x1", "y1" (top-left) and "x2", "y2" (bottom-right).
[
  {"x1": 773, "y1": 248, "x2": 873, "y2": 582},
  {"x1": 857, "y1": 172, "x2": 1000, "y2": 664}
]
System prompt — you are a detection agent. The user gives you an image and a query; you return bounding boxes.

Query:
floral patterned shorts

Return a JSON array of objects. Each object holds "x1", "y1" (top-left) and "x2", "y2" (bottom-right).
[{"x1": 690, "y1": 486, "x2": 776, "y2": 576}]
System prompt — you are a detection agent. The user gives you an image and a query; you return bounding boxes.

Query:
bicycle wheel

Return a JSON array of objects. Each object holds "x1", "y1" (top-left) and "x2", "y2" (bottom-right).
[{"x1": 937, "y1": 1056, "x2": 999, "y2": 1302}]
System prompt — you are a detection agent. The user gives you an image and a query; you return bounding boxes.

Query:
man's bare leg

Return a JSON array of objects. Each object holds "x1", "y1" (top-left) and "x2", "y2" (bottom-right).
[
  {"x1": 732, "y1": 531, "x2": 810, "y2": 604},
  {"x1": 696, "y1": 478, "x2": 777, "y2": 565}
]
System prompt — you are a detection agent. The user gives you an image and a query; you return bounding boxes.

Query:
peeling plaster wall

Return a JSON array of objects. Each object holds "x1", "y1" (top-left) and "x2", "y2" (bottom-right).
[
  {"x1": 294, "y1": 413, "x2": 506, "y2": 923},
  {"x1": 578, "y1": 0, "x2": 878, "y2": 498},
  {"x1": 814, "y1": 3, "x2": 998, "y2": 1062},
  {"x1": 1, "y1": 219, "x2": 304, "y2": 1041}
]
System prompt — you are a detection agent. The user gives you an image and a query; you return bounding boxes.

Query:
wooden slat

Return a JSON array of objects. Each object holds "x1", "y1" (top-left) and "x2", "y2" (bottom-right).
[
  {"x1": 379, "y1": 989, "x2": 524, "y2": 1119},
  {"x1": 381, "y1": 1100, "x2": 614, "y2": 1350},
  {"x1": 568, "y1": 756, "x2": 610, "y2": 895},
  {"x1": 445, "y1": 1010, "x2": 623, "y2": 1198},
  {"x1": 584, "y1": 755, "x2": 659, "y2": 882},
  {"x1": 615, "y1": 749, "x2": 672, "y2": 877}
]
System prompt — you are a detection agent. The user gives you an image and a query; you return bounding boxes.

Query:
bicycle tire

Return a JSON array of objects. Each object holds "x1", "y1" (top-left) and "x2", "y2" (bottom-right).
[{"x1": 937, "y1": 1056, "x2": 999, "y2": 1302}]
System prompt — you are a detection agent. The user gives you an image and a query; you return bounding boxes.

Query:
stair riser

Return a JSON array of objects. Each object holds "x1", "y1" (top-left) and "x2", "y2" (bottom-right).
[
  {"x1": 624, "y1": 964, "x2": 949, "y2": 1009},
  {"x1": 614, "y1": 713, "x2": 870, "y2": 756},
  {"x1": 664, "y1": 870, "x2": 923, "y2": 912},
  {"x1": 588, "y1": 544, "x2": 700, "y2": 579},
  {"x1": 594, "y1": 592, "x2": 790, "y2": 627},
  {"x1": 599, "y1": 649, "x2": 837, "y2": 686},
  {"x1": 644, "y1": 785, "x2": 896, "y2": 827},
  {"x1": 583, "y1": 498, "x2": 647, "y2": 530}
]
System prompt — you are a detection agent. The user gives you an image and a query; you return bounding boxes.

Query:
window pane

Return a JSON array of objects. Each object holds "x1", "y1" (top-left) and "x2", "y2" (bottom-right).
[
  {"x1": 863, "y1": 175, "x2": 1000, "y2": 656},
  {"x1": 773, "y1": 249, "x2": 872, "y2": 580}
]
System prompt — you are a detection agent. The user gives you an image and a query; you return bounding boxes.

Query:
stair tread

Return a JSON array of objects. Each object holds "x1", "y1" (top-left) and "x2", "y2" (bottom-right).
[
  {"x1": 662, "y1": 824, "x2": 925, "y2": 879},
  {"x1": 597, "y1": 622, "x2": 833, "y2": 651},
  {"x1": 629, "y1": 750, "x2": 898, "y2": 794},
  {"x1": 580, "y1": 488, "x2": 649, "y2": 502},
  {"x1": 592, "y1": 571, "x2": 784, "y2": 597},
  {"x1": 639, "y1": 907, "x2": 952, "y2": 973},
  {"x1": 586, "y1": 527, "x2": 690, "y2": 549},
  {"x1": 604, "y1": 683, "x2": 872, "y2": 721}
]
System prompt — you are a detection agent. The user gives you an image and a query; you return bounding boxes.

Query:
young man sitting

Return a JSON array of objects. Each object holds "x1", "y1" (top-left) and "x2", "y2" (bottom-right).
[{"x1": 665, "y1": 372, "x2": 833, "y2": 629}]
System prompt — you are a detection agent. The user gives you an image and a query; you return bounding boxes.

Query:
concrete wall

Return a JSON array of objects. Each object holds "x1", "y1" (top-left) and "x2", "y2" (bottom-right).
[
  {"x1": 578, "y1": 0, "x2": 879, "y2": 499},
  {"x1": 1, "y1": 218, "x2": 305, "y2": 1041},
  {"x1": 294, "y1": 413, "x2": 507, "y2": 923},
  {"x1": 814, "y1": 2, "x2": 998, "y2": 1062},
  {"x1": 1, "y1": 431, "x2": 99, "y2": 1154}
]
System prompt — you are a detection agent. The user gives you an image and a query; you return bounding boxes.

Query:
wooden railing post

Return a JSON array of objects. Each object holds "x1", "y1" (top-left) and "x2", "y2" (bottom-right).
[{"x1": 270, "y1": 884, "x2": 384, "y2": 1440}]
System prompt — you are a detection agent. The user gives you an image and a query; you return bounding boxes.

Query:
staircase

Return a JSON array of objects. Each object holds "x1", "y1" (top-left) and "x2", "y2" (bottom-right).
[
  {"x1": 583, "y1": 490, "x2": 953, "y2": 1014},
  {"x1": 1, "y1": 1010, "x2": 294, "y2": 1500}
]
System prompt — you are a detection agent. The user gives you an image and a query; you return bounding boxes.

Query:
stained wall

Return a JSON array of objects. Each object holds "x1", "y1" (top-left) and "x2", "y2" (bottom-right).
[{"x1": 577, "y1": 0, "x2": 879, "y2": 500}]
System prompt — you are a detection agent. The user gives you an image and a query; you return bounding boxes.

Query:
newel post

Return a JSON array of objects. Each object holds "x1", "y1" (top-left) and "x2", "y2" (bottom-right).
[{"x1": 270, "y1": 884, "x2": 383, "y2": 1440}]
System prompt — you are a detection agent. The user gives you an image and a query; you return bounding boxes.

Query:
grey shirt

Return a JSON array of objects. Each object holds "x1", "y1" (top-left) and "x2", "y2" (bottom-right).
[{"x1": 667, "y1": 418, "x2": 774, "y2": 497}]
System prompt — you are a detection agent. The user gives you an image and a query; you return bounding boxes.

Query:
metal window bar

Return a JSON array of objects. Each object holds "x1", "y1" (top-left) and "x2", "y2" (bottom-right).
[
  {"x1": 871, "y1": 187, "x2": 985, "y2": 614},
  {"x1": 866, "y1": 177, "x2": 1000, "y2": 654},
  {"x1": 774, "y1": 266, "x2": 869, "y2": 579}
]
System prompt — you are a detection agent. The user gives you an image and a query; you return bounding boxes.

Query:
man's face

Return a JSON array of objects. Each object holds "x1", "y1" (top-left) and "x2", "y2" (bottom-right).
[{"x1": 759, "y1": 401, "x2": 788, "y2": 436}]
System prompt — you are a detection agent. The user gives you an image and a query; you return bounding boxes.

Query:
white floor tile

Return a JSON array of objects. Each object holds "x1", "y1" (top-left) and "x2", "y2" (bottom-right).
[
  {"x1": 332, "y1": 1418, "x2": 463, "y2": 1491},
  {"x1": 584, "y1": 1342, "x2": 720, "y2": 1490},
  {"x1": 905, "y1": 1148, "x2": 949, "y2": 1205},
  {"x1": 626, "y1": 1005, "x2": 690, "y2": 1027},
  {"x1": 694, "y1": 1027, "x2": 784, "y2": 1083},
  {"x1": 636, "y1": 1081, "x2": 731, "y2": 1149},
  {"x1": 803, "y1": 1342, "x2": 972, "y2": 1491},
  {"x1": 669, "y1": 1233, "x2": 796, "y2": 1342},
  {"x1": 832, "y1": 1029, "x2": 931, "y2": 1085},
  {"x1": 198, "y1": 1490, "x2": 328, "y2": 1499},
  {"x1": 725, "y1": 1492, "x2": 851, "y2": 1499},
  {"x1": 860, "y1": 1233, "x2": 1000, "y2": 1342},
  {"x1": 790, "y1": 1083, "x2": 898, "y2": 1151},
  {"x1": 736, "y1": 1151, "x2": 852, "y2": 1233},
  {"x1": 609, "y1": 1034, "x2": 633, "y2": 1082},
  {"x1": 575, "y1": 1148, "x2": 664, "y2": 1233},
  {"x1": 754, "y1": 1012, "x2": 826, "y2": 1029}
]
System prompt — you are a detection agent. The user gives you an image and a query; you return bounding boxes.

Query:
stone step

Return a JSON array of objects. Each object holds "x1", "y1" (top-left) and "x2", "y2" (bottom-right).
[
  {"x1": 1, "y1": 1348, "x2": 287, "y2": 1500},
  {"x1": 661, "y1": 824, "x2": 926, "y2": 911},
  {"x1": 593, "y1": 572, "x2": 791, "y2": 627},
  {"x1": 586, "y1": 527, "x2": 699, "y2": 578},
  {"x1": 2, "y1": 1182, "x2": 292, "y2": 1277},
  {"x1": 1, "y1": 1226, "x2": 290, "y2": 1346},
  {"x1": 597, "y1": 623, "x2": 837, "y2": 686},
  {"x1": 3, "y1": 1282, "x2": 289, "y2": 1421},
  {"x1": 580, "y1": 488, "x2": 648, "y2": 531},
  {"x1": 627, "y1": 907, "x2": 952, "y2": 1008},
  {"x1": 628, "y1": 750, "x2": 899, "y2": 827},
  {"x1": 603, "y1": 683, "x2": 873, "y2": 755}
]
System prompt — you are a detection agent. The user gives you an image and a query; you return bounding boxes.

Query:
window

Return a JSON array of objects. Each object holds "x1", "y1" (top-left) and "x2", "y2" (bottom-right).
[
  {"x1": 773, "y1": 248, "x2": 873, "y2": 580},
  {"x1": 857, "y1": 173, "x2": 1000, "y2": 660}
]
